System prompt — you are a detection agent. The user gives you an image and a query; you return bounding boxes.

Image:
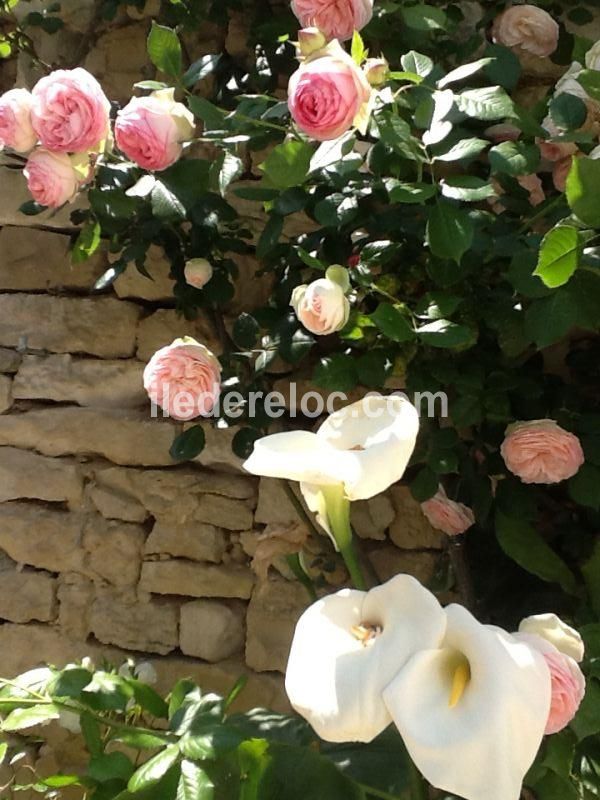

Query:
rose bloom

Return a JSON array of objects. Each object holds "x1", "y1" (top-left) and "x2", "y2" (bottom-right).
[
  {"x1": 421, "y1": 485, "x2": 475, "y2": 537},
  {"x1": 552, "y1": 156, "x2": 575, "y2": 193},
  {"x1": 24, "y1": 149, "x2": 80, "y2": 208},
  {"x1": 31, "y1": 68, "x2": 110, "y2": 153},
  {"x1": 115, "y1": 88, "x2": 195, "y2": 172},
  {"x1": 501, "y1": 419, "x2": 584, "y2": 484},
  {"x1": 184, "y1": 258, "x2": 213, "y2": 289},
  {"x1": 518, "y1": 174, "x2": 545, "y2": 206},
  {"x1": 291, "y1": 276, "x2": 350, "y2": 335},
  {"x1": 291, "y1": 0, "x2": 373, "y2": 42},
  {"x1": 492, "y1": 5, "x2": 559, "y2": 58},
  {"x1": 288, "y1": 41, "x2": 371, "y2": 141},
  {"x1": 143, "y1": 337, "x2": 221, "y2": 421},
  {"x1": 519, "y1": 613, "x2": 584, "y2": 663},
  {"x1": 0, "y1": 89, "x2": 37, "y2": 153}
]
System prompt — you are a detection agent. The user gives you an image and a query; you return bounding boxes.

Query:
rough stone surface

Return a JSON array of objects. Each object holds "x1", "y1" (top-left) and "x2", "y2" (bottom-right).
[
  {"x1": 0, "y1": 294, "x2": 141, "y2": 357},
  {"x1": 0, "y1": 347, "x2": 21, "y2": 374},
  {"x1": 145, "y1": 521, "x2": 226, "y2": 563},
  {"x1": 84, "y1": 24, "x2": 152, "y2": 102},
  {"x1": 114, "y1": 247, "x2": 175, "y2": 301},
  {"x1": 180, "y1": 599, "x2": 245, "y2": 661},
  {"x1": 0, "y1": 447, "x2": 82, "y2": 507},
  {"x1": 89, "y1": 591, "x2": 179, "y2": 655},
  {"x1": 57, "y1": 574, "x2": 95, "y2": 640},
  {"x1": 83, "y1": 520, "x2": 145, "y2": 587},
  {"x1": 0, "y1": 167, "x2": 85, "y2": 229},
  {"x1": 0, "y1": 227, "x2": 104, "y2": 291},
  {"x1": 368, "y1": 546, "x2": 439, "y2": 586},
  {"x1": 245, "y1": 579, "x2": 309, "y2": 673},
  {"x1": 89, "y1": 485, "x2": 148, "y2": 523},
  {"x1": 0, "y1": 566, "x2": 56, "y2": 623},
  {"x1": 0, "y1": 375, "x2": 12, "y2": 413},
  {"x1": 352, "y1": 494, "x2": 395, "y2": 541},
  {"x1": 140, "y1": 560, "x2": 255, "y2": 599},
  {"x1": 136, "y1": 309, "x2": 221, "y2": 361},
  {"x1": 0, "y1": 408, "x2": 179, "y2": 466},
  {"x1": 254, "y1": 478, "x2": 298, "y2": 525},
  {"x1": 13, "y1": 355, "x2": 146, "y2": 408},
  {"x1": 389, "y1": 486, "x2": 445, "y2": 550}
]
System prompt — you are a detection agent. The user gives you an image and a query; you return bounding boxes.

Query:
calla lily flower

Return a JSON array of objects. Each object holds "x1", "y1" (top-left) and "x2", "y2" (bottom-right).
[
  {"x1": 285, "y1": 574, "x2": 446, "y2": 743},
  {"x1": 383, "y1": 604, "x2": 551, "y2": 800}
]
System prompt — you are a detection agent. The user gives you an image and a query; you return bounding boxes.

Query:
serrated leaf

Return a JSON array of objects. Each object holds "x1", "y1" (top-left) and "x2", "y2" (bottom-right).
[
  {"x1": 401, "y1": 51, "x2": 433, "y2": 78},
  {"x1": 2, "y1": 704, "x2": 60, "y2": 731},
  {"x1": 128, "y1": 745, "x2": 180, "y2": 793},
  {"x1": 218, "y1": 152, "x2": 243, "y2": 197},
  {"x1": 151, "y1": 181, "x2": 186, "y2": 220},
  {"x1": 426, "y1": 201, "x2": 474, "y2": 263},
  {"x1": 260, "y1": 140, "x2": 313, "y2": 190},
  {"x1": 489, "y1": 141, "x2": 540, "y2": 175},
  {"x1": 177, "y1": 760, "x2": 214, "y2": 800},
  {"x1": 456, "y1": 86, "x2": 514, "y2": 120},
  {"x1": 371, "y1": 303, "x2": 414, "y2": 342},
  {"x1": 434, "y1": 138, "x2": 488, "y2": 162},
  {"x1": 533, "y1": 225, "x2": 581, "y2": 288},
  {"x1": 147, "y1": 23, "x2": 182, "y2": 77},
  {"x1": 438, "y1": 58, "x2": 493, "y2": 88}
]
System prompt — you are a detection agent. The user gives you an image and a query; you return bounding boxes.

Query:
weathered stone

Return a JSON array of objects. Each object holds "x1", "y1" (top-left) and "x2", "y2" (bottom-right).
[
  {"x1": 0, "y1": 347, "x2": 21, "y2": 374},
  {"x1": 83, "y1": 520, "x2": 145, "y2": 587},
  {"x1": 0, "y1": 408, "x2": 179, "y2": 467},
  {"x1": 180, "y1": 600, "x2": 245, "y2": 661},
  {"x1": 84, "y1": 25, "x2": 152, "y2": 103},
  {"x1": 245, "y1": 579, "x2": 309, "y2": 673},
  {"x1": 89, "y1": 485, "x2": 148, "y2": 523},
  {"x1": 0, "y1": 447, "x2": 82, "y2": 507},
  {"x1": 0, "y1": 227, "x2": 104, "y2": 291},
  {"x1": 0, "y1": 375, "x2": 12, "y2": 413},
  {"x1": 89, "y1": 591, "x2": 179, "y2": 654},
  {"x1": 145, "y1": 521, "x2": 226, "y2": 563},
  {"x1": 228, "y1": 254, "x2": 276, "y2": 315},
  {"x1": 140, "y1": 560, "x2": 255, "y2": 599},
  {"x1": 136, "y1": 308, "x2": 221, "y2": 361},
  {"x1": 0, "y1": 566, "x2": 56, "y2": 623},
  {"x1": 0, "y1": 503, "x2": 85, "y2": 573},
  {"x1": 57, "y1": 574, "x2": 95, "y2": 640},
  {"x1": 13, "y1": 355, "x2": 146, "y2": 408},
  {"x1": 368, "y1": 546, "x2": 439, "y2": 586},
  {"x1": 114, "y1": 247, "x2": 175, "y2": 301},
  {"x1": 254, "y1": 478, "x2": 299, "y2": 525},
  {"x1": 272, "y1": 378, "x2": 367, "y2": 415},
  {"x1": 389, "y1": 486, "x2": 445, "y2": 550},
  {"x1": 193, "y1": 423, "x2": 246, "y2": 473},
  {"x1": 0, "y1": 167, "x2": 85, "y2": 229},
  {"x1": 0, "y1": 294, "x2": 141, "y2": 357},
  {"x1": 352, "y1": 494, "x2": 395, "y2": 541}
]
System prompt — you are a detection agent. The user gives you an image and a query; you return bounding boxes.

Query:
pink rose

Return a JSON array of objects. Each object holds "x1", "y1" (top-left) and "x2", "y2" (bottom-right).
[
  {"x1": 517, "y1": 174, "x2": 545, "y2": 206},
  {"x1": 184, "y1": 258, "x2": 213, "y2": 289},
  {"x1": 0, "y1": 89, "x2": 37, "y2": 153},
  {"x1": 420, "y1": 485, "x2": 475, "y2": 536},
  {"x1": 552, "y1": 156, "x2": 574, "y2": 192},
  {"x1": 291, "y1": 0, "x2": 373, "y2": 42},
  {"x1": 31, "y1": 68, "x2": 110, "y2": 153},
  {"x1": 115, "y1": 88, "x2": 195, "y2": 172},
  {"x1": 492, "y1": 5, "x2": 559, "y2": 58},
  {"x1": 143, "y1": 337, "x2": 221, "y2": 421},
  {"x1": 291, "y1": 275, "x2": 350, "y2": 335},
  {"x1": 517, "y1": 633, "x2": 585, "y2": 735},
  {"x1": 24, "y1": 149, "x2": 80, "y2": 208},
  {"x1": 288, "y1": 41, "x2": 371, "y2": 141},
  {"x1": 501, "y1": 419, "x2": 584, "y2": 484}
]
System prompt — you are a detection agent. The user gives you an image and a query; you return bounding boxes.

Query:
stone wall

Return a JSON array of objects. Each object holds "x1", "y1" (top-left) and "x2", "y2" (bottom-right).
[{"x1": 0, "y1": 1, "x2": 448, "y2": 715}]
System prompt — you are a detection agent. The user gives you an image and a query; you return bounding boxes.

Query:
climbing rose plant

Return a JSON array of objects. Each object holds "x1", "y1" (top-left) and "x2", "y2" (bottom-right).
[{"x1": 1, "y1": 0, "x2": 600, "y2": 798}]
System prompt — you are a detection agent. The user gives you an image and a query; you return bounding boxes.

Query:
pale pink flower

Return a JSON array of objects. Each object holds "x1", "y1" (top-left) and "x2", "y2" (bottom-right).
[
  {"x1": 31, "y1": 68, "x2": 110, "y2": 153},
  {"x1": 501, "y1": 419, "x2": 584, "y2": 484},
  {"x1": 538, "y1": 117, "x2": 579, "y2": 163},
  {"x1": 143, "y1": 337, "x2": 221, "y2": 421},
  {"x1": 291, "y1": 0, "x2": 373, "y2": 42},
  {"x1": 0, "y1": 89, "x2": 37, "y2": 153},
  {"x1": 184, "y1": 258, "x2": 213, "y2": 289},
  {"x1": 115, "y1": 88, "x2": 195, "y2": 172},
  {"x1": 518, "y1": 174, "x2": 545, "y2": 206},
  {"x1": 492, "y1": 5, "x2": 559, "y2": 58},
  {"x1": 421, "y1": 485, "x2": 475, "y2": 537},
  {"x1": 24, "y1": 149, "x2": 80, "y2": 208},
  {"x1": 291, "y1": 276, "x2": 350, "y2": 335},
  {"x1": 552, "y1": 157, "x2": 574, "y2": 192}
]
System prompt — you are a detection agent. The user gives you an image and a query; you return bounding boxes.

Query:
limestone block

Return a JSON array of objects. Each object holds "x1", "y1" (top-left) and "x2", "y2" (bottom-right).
[
  {"x1": 136, "y1": 308, "x2": 222, "y2": 361},
  {"x1": 0, "y1": 347, "x2": 21, "y2": 374},
  {"x1": 0, "y1": 408, "x2": 179, "y2": 467},
  {"x1": 368, "y1": 546, "x2": 439, "y2": 586},
  {"x1": 144, "y1": 521, "x2": 226, "y2": 563},
  {"x1": 0, "y1": 167, "x2": 85, "y2": 229},
  {"x1": 0, "y1": 503, "x2": 85, "y2": 573},
  {"x1": 245, "y1": 579, "x2": 309, "y2": 673},
  {"x1": 255, "y1": 478, "x2": 298, "y2": 525},
  {"x1": 13, "y1": 355, "x2": 146, "y2": 408},
  {"x1": 193, "y1": 423, "x2": 246, "y2": 473},
  {"x1": 0, "y1": 375, "x2": 12, "y2": 413},
  {"x1": 228, "y1": 254, "x2": 276, "y2": 315},
  {"x1": 57, "y1": 574, "x2": 95, "y2": 640},
  {"x1": 180, "y1": 599, "x2": 245, "y2": 661},
  {"x1": 84, "y1": 25, "x2": 152, "y2": 103},
  {"x1": 272, "y1": 377, "x2": 368, "y2": 415},
  {"x1": 389, "y1": 486, "x2": 445, "y2": 550},
  {"x1": 89, "y1": 485, "x2": 148, "y2": 523},
  {"x1": 0, "y1": 294, "x2": 141, "y2": 358},
  {"x1": 0, "y1": 447, "x2": 82, "y2": 507},
  {"x1": 0, "y1": 227, "x2": 104, "y2": 291},
  {"x1": 89, "y1": 591, "x2": 179, "y2": 654},
  {"x1": 0, "y1": 567, "x2": 56, "y2": 623},
  {"x1": 114, "y1": 247, "x2": 175, "y2": 301},
  {"x1": 140, "y1": 560, "x2": 255, "y2": 599},
  {"x1": 83, "y1": 519, "x2": 145, "y2": 587},
  {"x1": 351, "y1": 494, "x2": 395, "y2": 541}
]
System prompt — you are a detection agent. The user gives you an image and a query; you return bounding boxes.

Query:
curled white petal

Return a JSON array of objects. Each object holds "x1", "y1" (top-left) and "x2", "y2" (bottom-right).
[{"x1": 519, "y1": 613, "x2": 584, "y2": 663}]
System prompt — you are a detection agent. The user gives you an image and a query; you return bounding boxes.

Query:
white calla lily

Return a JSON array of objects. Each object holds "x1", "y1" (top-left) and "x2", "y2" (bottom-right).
[
  {"x1": 285, "y1": 574, "x2": 446, "y2": 743},
  {"x1": 383, "y1": 604, "x2": 551, "y2": 800}
]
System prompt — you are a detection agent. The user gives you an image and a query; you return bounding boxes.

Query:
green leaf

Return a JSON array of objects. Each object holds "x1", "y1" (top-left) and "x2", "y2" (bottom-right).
[
  {"x1": 532, "y1": 771, "x2": 579, "y2": 800},
  {"x1": 456, "y1": 86, "x2": 514, "y2": 120},
  {"x1": 577, "y1": 69, "x2": 600, "y2": 103},
  {"x1": 350, "y1": 30, "x2": 366, "y2": 65},
  {"x1": 566, "y1": 155, "x2": 600, "y2": 227},
  {"x1": 71, "y1": 221, "x2": 101, "y2": 264},
  {"x1": 571, "y1": 679, "x2": 600, "y2": 740},
  {"x1": 314, "y1": 193, "x2": 358, "y2": 227},
  {"x1": 218, "y1": 152, "x2": 243, "y2": 197},
  {"x1": 232, "y1": 428, "x2": 261, "y2": 459},
  {"x1": 550, "y1": 92, "x2": 588, "y2": 131},
  {"x1": 495, "y1": 512, "x2": 578, "y2": 595},
  {"x1": 256, "y1": 214, "x2": 283, "y2": 259},
  {"x1": 177, "y1": 760, "x2": 213, "y2": 800},
  {"x1": 147, "y1": 23, "x2": 182, "y2": 77},
  {"x1": 582, "y1": 541, "x2": 600, "y2": 617},
  {"x1": 441, "y1": 176, "x2": 495, "y2": 202},
  {"x1": 19, "y1": 200, "x2": 45, "y2": 216},
  {"x1": 386, "y1": 180, "x2": 437, "y2": 204},
  {"x1": 88, "y1": 752, "x2": 135, "y2": 783},
  {"x1": 80, "y1": 712, "x2": 103, "y2": 757},
  {"x1": 524, "y1": 288, "x2": 579, "y2": 348},
  {"x1": 233, "y1": 313, "x2": 260, "y2": 349},
  {"x1": 2, "y1": 704, "x2": 60, "y2": 731},
  {"x1": 183, "y1": 54, "x2": 221, "y2": 88},
  {"x1": 371, "y1": 303, "x2": 414, "y2": 342},
  {"x1": 438, "y1": 58, "x2": 493, "y2": 88},
  {"x1": 356, "y1": 350, "x2": 391, "y2": 388},
  {"x1": 260, "y1": 140, "x2": 313, "y2": 190},
  {"x1": 128, "y1": 745, "x2": 180, "y2": 793},
  {"x1": 151, "y1": 181, "x2": 186, "y2": 220},
  {"x1": 484, "y1": 44, "x2": 521, "y2": 90},
  {"x1": 426, "y1": 201, "x2": 474, "y2": 263},
  {"x1": 417, "y1": 319, "x2": 476, "y2": 349},
  {"x1": 410, "y1": 467, "x2": 439, "y2": 502},
  {"x1": 534, "y1": 225, "x2": 581, "y2": 288},
  {"x1": 313, "y1": 354, "x2": 358, "y2": 393},
  {"x1": 51, "y1": 667, "x2": 93, "y2": 697},
  {"x1": 489, "y1": 141, "x2": 540, "y2": 176},
  {"x1": 170, "y1": 427, "x2": 206, "y2": 462},
  {"x1": 401, "y1": 4, "x2": 447, "y2": 31},
  {"x1": 434, "y1": 138, "x2": 488, "y2": 162},
  {"x1": 127, "y1": 679, "x2": 169, "y2": 718},
  {"x1": 401, "y1": 51, "x2": 433, "y2": 78},
  {"x1": 187, "y1": 96, "x2": 226, "y2": 130}
]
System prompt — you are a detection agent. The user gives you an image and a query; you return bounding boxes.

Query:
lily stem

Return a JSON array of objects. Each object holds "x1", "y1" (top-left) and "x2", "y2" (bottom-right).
[
  {"x1": 321, "y1": 485, "x2": 367, "y2": 591},
  {"x1": 357, "y1": 783, "x2": 403, "y2": 800}
]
